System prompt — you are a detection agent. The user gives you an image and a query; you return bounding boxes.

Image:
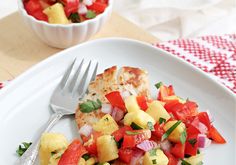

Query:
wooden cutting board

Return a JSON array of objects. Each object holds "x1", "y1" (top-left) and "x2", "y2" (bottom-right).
[{"x1": 0, "y1": 12, "x2": 159, "y2": 81}]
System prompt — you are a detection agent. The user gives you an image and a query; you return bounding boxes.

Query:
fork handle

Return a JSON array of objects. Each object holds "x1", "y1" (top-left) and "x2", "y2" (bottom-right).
[{"x1": 16, "y1": 112, "x2": 63, "y2": 165}]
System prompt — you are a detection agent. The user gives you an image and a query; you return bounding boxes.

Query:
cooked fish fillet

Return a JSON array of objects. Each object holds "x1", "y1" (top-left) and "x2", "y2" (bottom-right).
[{"x1": 75, "y1": 66, "x2": 150, "y2": 129}]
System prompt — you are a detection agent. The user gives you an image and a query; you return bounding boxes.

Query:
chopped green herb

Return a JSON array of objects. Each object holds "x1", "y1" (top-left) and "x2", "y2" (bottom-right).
[
  {"x1": 197, "y1": 149, "x2": 200, "y2": 154},
  {"x1": 80, "y1": 99, "x2": 102, "y2": 113},
  {"x1": 116, "y1": 138, "x2": 123, "y2": 149},
  {"x1": 197, "y1": 161, "x2": 203, "y2": 165},
  {"x1": 159, "y1": 117, "x2": 166, "y2": 124},
  {"x1": 152, "y1": 159, "x2": 157, "y2": 164},
  {"x1": 147, "y1": 121, "x2": 154, "y2": 131},
  {"x1": 149, "y1": 149, "x2": 157, "y2": 156},
  {"x1": 131, "y1": 122, "x2": 143, "y2": 130},
  {"x1": 104, "y1": 117, "x2": 109, "y2": 121},
  {"x1": 126, "y1": 131, "x2": 141, "y2": 135},
  {"x1": 82, "y1": 153, "x2": 91, "y2": 161},
  {"x1": 155, "y1": 82, "x2": 163, "y2": 89},
  {"x1": 51, "y1": 151, "x2": 57, "y2": 156},
  {"x1": 188, "y1": 138, "x2": 197, "y2": 147},
  {"x1": 16, "y1": 142, "x2": 32, "y2": 157},
  {"x1": 69, "y1": 13, "x2": 80, "y2": 23},
  {"x1": 161, "y1": 120, "x2": 182, "y2": 141},
  {"x1": 181, "y1": 159, "x2": 191, "y2": 165},
  {"x1": 86, "y1": 10, "x2": 96, "y2": 19},
  {"x1": 180, "y1": 129, "x2": 187, "y2": 144}
]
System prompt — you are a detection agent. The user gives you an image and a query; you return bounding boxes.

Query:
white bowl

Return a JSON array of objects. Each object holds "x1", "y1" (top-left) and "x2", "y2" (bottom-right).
[{"x1": 17, "y1": 0, "x2": 113, "y2": 48}]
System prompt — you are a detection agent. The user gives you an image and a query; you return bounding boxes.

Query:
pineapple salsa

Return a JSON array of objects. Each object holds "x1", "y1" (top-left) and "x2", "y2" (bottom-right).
[{"x1": 20, "y1": 82, "x2": 226, "y2": 165}]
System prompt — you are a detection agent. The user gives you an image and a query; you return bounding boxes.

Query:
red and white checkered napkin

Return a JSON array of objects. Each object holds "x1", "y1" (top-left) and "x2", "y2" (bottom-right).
[{"x1": 156, "y1": 34, "x2": 236, "y2": 93}]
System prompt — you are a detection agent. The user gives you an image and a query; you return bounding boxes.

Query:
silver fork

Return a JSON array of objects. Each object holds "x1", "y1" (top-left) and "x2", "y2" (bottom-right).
[{"x1": 16, "y1": 58, "x2": 98, "y2": 165}]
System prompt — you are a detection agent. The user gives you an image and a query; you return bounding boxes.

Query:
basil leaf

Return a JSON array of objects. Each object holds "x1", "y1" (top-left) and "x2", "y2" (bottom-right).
[
  {"x1": 155, "y1": 82, "x2": 163, "y2": 89},
  {"x1": 161, "y1": 120, "x2": 182, "y2": 141},
  {"x1": 82, "y1": 153, "x2": 91, "y2": 161},
  {"x1": 188, "y1": 138, "x2": 197, "y2": 147},
  {"x1": 181, "y1": 159, "x2": 191, "y2": 165},
  {"x1": 159, "y1": 117, "x2": 166, "y2": 124},
  {"x1": 86, "y1": 10, "x2": 96, "y2": 19},
  {"x1": 131, "y1": 122, "x2": 143, "y2": 130},
  {"x1": 180, "y1": 129, "x2": 187, "y2": 144},
  {"x1": 152, "y1": 159, "x2": 157, "y2": 164},
  {"x1": 126, "y1": 131, "x2": 141, "y2": 135},
  {"x1": 80, "y1": 99, "x2": 102, "y2": 113},
  {"x1": 69, "y1": 13, "x2": 80, "y2": 23},
  {"x1": 147, "y1": 121, "x2": 154, "y2": 131},
  {"x1": 16, "y1": 142, "x2": 32, "y2": 157}
]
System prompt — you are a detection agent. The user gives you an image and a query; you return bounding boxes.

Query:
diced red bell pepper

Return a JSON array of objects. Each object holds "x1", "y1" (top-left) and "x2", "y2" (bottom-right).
[
  {"x1": 83, "y1": 131, "x2": 102, "y2": 155},
  {"x1": 164, "y1": 151, "x2": 178, "y2": 165},
  {"x1": 185, "y1": 134, "x2": 198, "y2": 156},
  {"x1": 96, "y1": 0, "x2": 108, "y2": 4},
  {"x1": 64, "y1": 0, "x2": 80, "y2": 17},
  {"x1": 170, "y1": 143, "x2": 185, "y2": 159},
  {"x1": 112, "y1": 126, "x2": 132, "y2": 142},
  {"x1": 87, "y1": 2, "x2": 107, "y2": 13},
  {"x1": 164, "y1": 99, "x2": 180, "y2": 113},
  {"x1": 123, "y1": 135, "x2": 136, "y2": 148},
  {"x1": 208, "y1": 125, "x2": 226, "y2": 144},
  {"x1": 158, "y1": 85, "x2": 175, "y2": 101},
  {"x1": 152, "y1": 122, "x2": 165, "y2": 140},
  {"x1": 24, "y1": 0, "x2": 42, "y2": 15},
  {"x1": 171, "y1": 101, "x2": 198, "y2": 122},
  {"x1": 32, "y1": 10, "x2": 48, "y2": 21},
  {"x1": 198, "y1": 112, "x2": 211, "y2": 130},
  {"x1": 122, "y1": 130, "x2": 151, "y2": 148},
  {"x1": 105, "y1": 91, "x2": 126, "y2": 111},
  {"x1": 136, "y1": 95, "x2": 148, "y2": 111},
  {"x1": 58, "y1": 139, "x2": 87, "y2": 165},
  {"x1": 118, "y1": 148, "x2": 133, "y2": 164}
]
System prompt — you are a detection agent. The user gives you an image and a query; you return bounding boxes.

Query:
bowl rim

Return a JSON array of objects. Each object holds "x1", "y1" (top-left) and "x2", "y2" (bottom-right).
[{"x1": 17, "y1": 0, "x2": 113, "y2": 28}]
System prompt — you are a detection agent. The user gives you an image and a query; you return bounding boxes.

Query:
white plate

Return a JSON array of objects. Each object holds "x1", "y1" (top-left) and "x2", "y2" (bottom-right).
[{"x1": 0, "y1": 38, "x2": 235, "y2": 164}]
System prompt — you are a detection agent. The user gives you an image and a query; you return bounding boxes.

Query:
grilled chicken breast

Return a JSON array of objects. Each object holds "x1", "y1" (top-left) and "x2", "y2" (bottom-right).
[{"x1": 75, "y1": 66, "x2": 150, "y2": 129}]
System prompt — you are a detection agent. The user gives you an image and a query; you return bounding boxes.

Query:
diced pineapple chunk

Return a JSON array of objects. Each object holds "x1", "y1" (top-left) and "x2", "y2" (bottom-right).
[
  {"x1": 78, "y1": 158, "x2": 86, "y2": 165},
  {"x1": 163, "y1": 95, "x2": 186, "y2": 104},
  {"x1": 146, "y1": 101, "x2": 171, "y2": 122},
  {"x1": 93, "y1": 114, "x2": 119, "y2": 135},
  {"x1": 143, "y1": 149, "x2": 169, "y2": 165},
  {"x1": 184, "y1": 154, "x2": 204, "y2": 165},
  {"x1": 39, "y1": 133, "x2": 68, "y2": 165},
  {"x1": 86, "y1": 157, "x2": 97, "y2": 165},
  {"x1": 124, "y1": 109, "x2": 155, "y2": 129},
  {"x1": 163, "y1": 120, "x2": 186, "y2": 142},
  {"x1": 43, "y1": 3, "x2": 69, "y2": 24},
  {"x1": 125, "y1": 95, "x2": 140, "y2": 112},
  {"x1": 48, "y1": 150, "x2": 65, "y2": 165},
  {"x1": 97, "y1": 135, "x2": 119, "y2": 163}
]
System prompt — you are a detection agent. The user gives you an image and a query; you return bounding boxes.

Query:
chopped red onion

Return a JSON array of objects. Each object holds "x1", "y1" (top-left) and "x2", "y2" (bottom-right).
[
  {"x1": 160, "y1": 140, "x2": 172, "y2": 152},
  {"x1": 83, "y1": 0, "x2": 93, "y2": 6},
  {"x1": 79, "y1": 124, "x2": 93, "y2": 137},
  {"x1": 198, "y1": 134, "x2": 212, "y2": 148},
  {"x1": 137, "y1": 140, "x2": 159, "y2": 152},
  {"x1": 101, "y1": 103, "x2": 112, "y2": 114},
  {"x1": 198, "y1": 122, "x2": 208, "y2": 134},
  {"x1": 130, "y1": 149, "x2": 144, "y2": 165},
  {"x1": 111, "y1": 107, "x2": 125, "y2": 122},
  {"x1": 78, "y1": 3, "x2": 87, "y2": 14}
]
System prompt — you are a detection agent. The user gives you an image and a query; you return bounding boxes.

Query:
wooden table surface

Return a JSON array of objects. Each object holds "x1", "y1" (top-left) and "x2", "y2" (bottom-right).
[{"x1": 0, "y1": 12, "x2": 158, "y2": 81}]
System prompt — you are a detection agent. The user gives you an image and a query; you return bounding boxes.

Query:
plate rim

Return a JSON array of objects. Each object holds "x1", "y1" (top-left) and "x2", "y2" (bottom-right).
[{"x1": 0, "y1": 37, "x2": 235, "y2": 99}]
